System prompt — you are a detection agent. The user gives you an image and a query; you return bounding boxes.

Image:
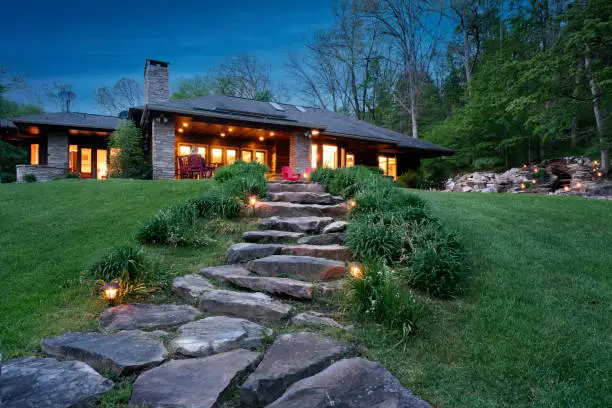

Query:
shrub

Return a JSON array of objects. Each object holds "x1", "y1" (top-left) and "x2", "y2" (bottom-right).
[
  {"x1": 0, "y1": 140, "x2": 27, "y2": 182},
  {"x1": 419, "y1": 159, "x2": 454, "y2": 189},
  {"x1": 346, "y1": 218, "x2": 404, "y2": 263},
  {"x1": 24, "y1": 173, "x2": 37, "y2": 183},
  {"x1": 347, "y1": 263, "x2": 426, "y2": 338},
  {"x1": 65, "y1": 172, "x2": 81, "y2": 179},
  {"x1": 136, "y1": 201, "x2": 209, "y2": 247},
  {"x1": 213, "y1": 160, "x2": 268, "y2": 184},
  {"x1": 397, "y1": 170, "x2": 420, "y2": 188},
  {"x1": 310, "y1": 167, "x2": 337, "y2": 186},
  {"x1": 188, "y1": 188, "x2": 242, "y2": 219},
  {"x1": 1, "y1": 172, "x2": 16, "y2": 183},
  {"x1": 108, "y1": 120, "x2": 148, "y2": 179},
  {"x1": 351, "y1": 180, "x2": 426, "y2": 218},
  {"x1": 222, "y1": 172, "x2": 267, "y2": 202}
]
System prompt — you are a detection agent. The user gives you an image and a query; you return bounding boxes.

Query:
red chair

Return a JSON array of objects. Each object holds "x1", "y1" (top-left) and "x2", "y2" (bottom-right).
[
  {"x1": 177, "y1": 156, "x2": 191, "y2": 179},
  {"x1": 282, "y1": 166, "x2": 300, "y2": 181}
]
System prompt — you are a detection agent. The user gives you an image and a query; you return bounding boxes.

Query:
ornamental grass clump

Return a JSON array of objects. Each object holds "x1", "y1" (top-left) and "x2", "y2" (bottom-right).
[{"x1": 136, "y1": 200, "x2": 209, "y2": 247}]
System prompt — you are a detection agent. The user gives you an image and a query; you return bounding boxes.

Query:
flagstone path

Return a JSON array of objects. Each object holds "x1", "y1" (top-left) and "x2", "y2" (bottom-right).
[{"x1": 0, "y1": 181, "x2": 431, "y2": 408}]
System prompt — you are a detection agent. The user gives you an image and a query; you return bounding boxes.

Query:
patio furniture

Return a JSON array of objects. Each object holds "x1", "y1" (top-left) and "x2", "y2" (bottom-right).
[
  {"x1": 281, "y1": 166, "x2": 300, "y2": 181},
  {"x1": 177, "y1": 155, "x2": 213, "y2": 179}
]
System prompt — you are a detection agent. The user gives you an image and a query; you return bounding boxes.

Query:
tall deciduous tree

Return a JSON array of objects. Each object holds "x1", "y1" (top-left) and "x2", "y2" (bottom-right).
[{"x1": 95, "y1": 78, "x2": 143, "y2": 115}]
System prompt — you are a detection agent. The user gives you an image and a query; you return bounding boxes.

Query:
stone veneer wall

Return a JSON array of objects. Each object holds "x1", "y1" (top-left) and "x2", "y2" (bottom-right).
[
  {"x1": 152, "y1": 117, "x2": 176, "y2": 180},
  {"x1": 290, "y1": 132, "x2": 312, "y2": 174},
  {"x1": 16, "y1": 165, "x2": 66, "y2": 182},
  {"x1": 144, "y1": 60, "x2": 170, "y2": 104},
  {"x1": 47, "y1": 132, "x2": 69, "y2": 168}
]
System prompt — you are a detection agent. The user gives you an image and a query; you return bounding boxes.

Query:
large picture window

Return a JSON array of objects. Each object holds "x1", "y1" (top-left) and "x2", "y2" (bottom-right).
[
  {"x1": 378, "y1": 156, "x2": 397, "y2": 179},
  {"x1": 311, "y1": 144, "x2": 318, "y2": 168},
  {"x1": 322, "y1": 145, "x2": 338, "y2": 169},
  {"x1": 345, "y1": 153, "x2": 355, "y2": 168},
  {"x1": 30, "y1": 144, "x2": 39, "y2": 165}
]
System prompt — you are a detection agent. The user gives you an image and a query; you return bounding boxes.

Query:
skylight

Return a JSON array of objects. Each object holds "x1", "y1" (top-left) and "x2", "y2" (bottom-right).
[
  {"x1": 269, "y1": 102, "x2": 285, "y2": 111},
  {"x1": 295, "y1": 105, "x2": 306, "y2": 112}
]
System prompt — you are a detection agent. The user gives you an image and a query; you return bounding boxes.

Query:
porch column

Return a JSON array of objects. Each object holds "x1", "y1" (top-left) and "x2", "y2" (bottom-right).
[
  {"x1": 152, "y1": 115, "x2": 176, "y2": 180},
  {"x1": 47, "y1": 132, "x2": 68, "y2": 169},
  {"x1": 290, "y1": 131, "x2": 311, "y2": 174}
]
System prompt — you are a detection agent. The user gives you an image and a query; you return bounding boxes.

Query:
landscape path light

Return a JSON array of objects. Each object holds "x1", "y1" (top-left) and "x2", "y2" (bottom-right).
[
  {"x1": 102, "y1": 280, "x2": 120, "y2": 305},
  {"x1": 348, "y1": 262, "x2": 364, "y2": 279}
]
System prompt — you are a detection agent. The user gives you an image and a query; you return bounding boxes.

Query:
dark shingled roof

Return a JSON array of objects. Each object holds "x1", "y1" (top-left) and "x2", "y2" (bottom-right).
[
  {"x1": 140, "y1": 95, "x2": 452, "y2": 154},
  {"x1": 0, "y1": 119, "x2": 17, "y2": 129},
  {"x1": 10, "y1": 112, "x2": 120, "y2": 130}
]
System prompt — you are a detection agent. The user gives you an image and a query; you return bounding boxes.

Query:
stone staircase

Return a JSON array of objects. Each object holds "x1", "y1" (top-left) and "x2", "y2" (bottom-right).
[{"x1": 2, "y1": 181, "x2": 431, "y2": 408}]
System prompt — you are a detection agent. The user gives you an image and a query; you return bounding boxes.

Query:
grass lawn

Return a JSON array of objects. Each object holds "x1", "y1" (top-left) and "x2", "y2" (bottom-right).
[{"x1": 1, "y1": 181, "x2": 610, "y2": 407}]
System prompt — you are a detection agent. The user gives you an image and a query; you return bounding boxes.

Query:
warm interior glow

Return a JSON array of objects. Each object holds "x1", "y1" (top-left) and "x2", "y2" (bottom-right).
[
  {"x1": 96, "y1": 149, "x2": 108, "y2": 179},
  {"x1": 69, "y1": 145, "x2": 78, "y2": 173},
  {"x1": 249, "y1": 196, "x2": 257, "y2": 206},
  {"x1": 242, "y1": 150, "x2": 253, "y2": 162},
  {"x1": 228, "y1": 127, "x2": 234, "y2": 132},
  {"x1": 322, "y1": 145, "x2": 338, "y2": 169},
  {"x1": 378, "y1": 156, "x2": 397, "y2": 179},
  {"x1": 255, "y1": 151, "x2": 265, "y2": 164},
  {"x1": 81, "y1": 148, "x2": 92, "y2": 176},
  {"x1": 226, "y1": 149, "x2": 237, "y2": 165},
  {"x1": 178, "y1": 128, "x2": 184, "y2": 133},
  {"x1": 182, "y1": 122, "x2": 189, "y2": 127},
  {"x1": 259, "y1": 136, "x2": 265, "y2": 141},
  {"x1": 269, "y1": 131, "x2": 275, "y2": 136},
  {"x1": 30, "y1": 144, "x2": 39, "y2": 165},
  {"x1": 349, "y1": 262, "x2": 364, "y2": 279},
  {"x1": 345, "y1": 154, "x2": 355, "y2": 168},
  {"x1": 311, "y1": 129, "x2": 320, "y2": 136},
  {"x1": 212, "y1": 148, "x2": 223, "y2": 164},
  {"x1": 311, "y1": 145, "x2": 318, "y2": 168},
  {"x1": 179, "y1": 145, "x2": 191, "y2": 156},
  {"x1": 220, "y1": 132, "x2": 226, "y2": 137}
]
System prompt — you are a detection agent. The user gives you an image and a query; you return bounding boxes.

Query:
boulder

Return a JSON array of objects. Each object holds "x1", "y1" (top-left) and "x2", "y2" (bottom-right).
[
  {"x1": 254, "y1": 202, "x2": 347, "y2": 218},
  {"x1": 99, "y1": 303, "x2": 200, "y2": 332},
  {"x1": 291, "y1": 312, "x2": 352, "y2": 330},
  {"x1": 226, "y1": 243, "x2": 283, "y2": 263},
  {"x1": 318, "y1": 279, "x2": 346, "y2": 295},
  {"x1": 247, "y1": 255, "x2": 346, "y2": 281},
  {"x1": 322, "y1": 220, "x2": 348, "y2": 233},
  {"x1": 40, "y1": 330, "x2": 167, "y2": 375},
  {"x1": 172, "y1": 274, "x2": 215, "y2": 304},
  {"x1": 1, "y1": 357, "x2": 113, "y2": 408},
  {"x1": 243, "y1": 230, "x2": 305, "y2": 243},
  {"x1": 170, "y1": 316, "x2": 272, "y2": 357},
  {"x1": 259, "y1": 216, "x2": 334, "y2": 233},
  {"x1": 199, "y1": 264, "x2": 250, "y2": 283},
  {"x1": 240, "y1": 332, "x2": 352, "y2": 407},
  {"x1": 130, "y1": 350, "x2": 262, "y2": 408},
  {"x1": 267, "y1": 182, "x2": 327, "y2": 193},
  {"x1": 224, "y1": 275, "x2": 314, "y2": 300},
  {"x1": 266, "y1": 358, "x2": 431, "y2": 408},
  {"x1": 280, "y1": 244, "x2": 352, "y2": 261},
  {"x1": 297, "y1": 232, "x2": 345, "y2": 245},
  {"x1": 269, "y1": 192, "x2": 343, "y2": 204},
  {"x1": 198, "y1": 290, "x2": 292, "y2": 322}
]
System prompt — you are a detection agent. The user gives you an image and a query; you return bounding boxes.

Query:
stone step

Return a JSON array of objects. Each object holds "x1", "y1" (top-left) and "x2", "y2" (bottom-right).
[
  {"x1": 223, "y1": 274, "x2": 314, "y2": 300},
  {"x1": 130, "y1": 350, "x2": 262, "y2": 408},
  {"x1": 240, "y1": 332, "x2": 353, "y2": 407},
  {"x1": 280, "y1": 244, "x2": 352, "y2": 262},
  {"x1": 254, "y1": 201, "x2": 347, "y2": 218},
  {"x1": 259, "y1": 216, "x2": 334, "y2": 233},
  {"x1": 41, "y1": 330, "x2": 167, "y2": 376},
  {"x1": 200, "y1": 264, "x2": 250, "y2": 283},
  {"x1": 269, "y1": 191, "x2": 344, "y2": 205},
  {"x1": 267, "y1": 182, "x2": 327, "y2": 193},
  {"x1": 246, "y1": 255, "x2": 346, "y2": 281},
  {"x1": 172, "y1": 274, "x2": 216, "y2": 305},
  {"x1": 99, "y1": 303, "x2": 200, "y2": 332},
  {"x1": 291, "y1": 312, "x2": 353, "y2": 330},
  {"x1": 170, "y1": 316, "x2": 272, "y2": 358},
  {"x1": 243, "y1": 230, "x2": 305, "y2": 243},
  {"x1": 297, "y1": 232, "x2": 345, "y2": 245},
  {"x1": 226, "y1": 243, "x2": 283, "y2": 263},
  {"x1": 198, "y1": 290, "x2": 292, "y2": 322},
  {"x1": 322, "y1": 220, "x2": 348, "y2": 233}
]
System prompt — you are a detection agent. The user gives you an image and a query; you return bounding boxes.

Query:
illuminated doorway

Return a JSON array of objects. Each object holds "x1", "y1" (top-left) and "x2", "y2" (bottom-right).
[{"x1": 322, "y1": 145, "x2": 338, "y2": 168}]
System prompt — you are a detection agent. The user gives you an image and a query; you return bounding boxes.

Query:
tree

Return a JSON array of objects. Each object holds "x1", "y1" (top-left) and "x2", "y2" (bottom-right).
[
  {"x1": 0, "y1": 66, "x2": 43, "y2": 119},
  {"x1": 171, "y1": 76, "x2": 213, "y2": 100},
  {"x1": 215, "y1": 54, "x2": 277, "y2": 100},
  {"x1": 108, "y1": 120, "x2": 148, "y2": 179},
  {"x1": 95, "y1": 78, "x2": 143, "y2": 115},
  {"x1": 43, "y1": 81, "x2": 76, "y2": 112}
]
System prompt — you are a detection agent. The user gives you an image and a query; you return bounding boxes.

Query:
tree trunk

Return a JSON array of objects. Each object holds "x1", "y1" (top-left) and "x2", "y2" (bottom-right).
[
  {"x1": 410, "y1": 88, "x2": 419, "y2": 138},
  {"x1": 585, "y1": 55, "x2": 609, "y2": 174},
  {"x1": 463, "y1": 28, "x2": 472, "y2": 84}
]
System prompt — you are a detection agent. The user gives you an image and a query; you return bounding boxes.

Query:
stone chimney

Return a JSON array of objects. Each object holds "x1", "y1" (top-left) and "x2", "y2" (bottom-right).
[{"x1": 144, "y1": 59, "x2": 170, "y2": 105}]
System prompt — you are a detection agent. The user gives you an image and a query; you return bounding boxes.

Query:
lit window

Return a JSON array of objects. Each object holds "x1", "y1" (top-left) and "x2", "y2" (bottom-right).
[
  {"x1": 226, "y1": 149, "x2": 237, "y2": 165},
  {"x1": 69, "y1": 145, "x2": 78, "y2": 173},
  {"x1": 97, "y1": 149, "x2": 107, "y2": 179},
  {"x1": 81, "y1": 148, "x2": 92, "y2": 177},
  {"x1": 242, "y1": 150, "x2": 252, "y2": 162},
  {"x1": 255, "y1": 151, "x2": 266, "y2": 164},
  {"x1": 311, "y1": 145, "x2": 318, "y2": 168},
  {"x1": 322, "y1": 145, "x2": 338, "y2": 169},
  {"x1": 197, "y1": 147, "x2": 206, "y2": 158},
  {"x1": 179, "y1": 145, "x2": 191, "y2": 156},
  {"x1": 211, "y1": 148, "x2": 223, "y2": 164},
  {"x1": 378, "y1": 156, "x2": 397, "y2": 179},
  {"x1": 30, "y1": 144, "x2": 39, "y2": 165},
  {"x1": 346, "y1": 154, "x2": 355, "y2": 168}
]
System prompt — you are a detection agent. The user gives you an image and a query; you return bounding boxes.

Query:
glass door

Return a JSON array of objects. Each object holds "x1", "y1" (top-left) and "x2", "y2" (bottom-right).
[
  {"x1": 69, "y1": 145, "x2": 78, "y2": 173},
  {"x1": 81, "y1": 148, "x2": 92, "y2": 178},
  {"x1": 322, "y1": 145, "x2": 338, "y2": 168},
  {"x1": 96, "y1": 149, "x2": 108, "y2": 179}
]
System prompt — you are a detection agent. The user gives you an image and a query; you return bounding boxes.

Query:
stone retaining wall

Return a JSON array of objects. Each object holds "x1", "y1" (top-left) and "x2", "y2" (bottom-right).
[{"x1": 16, "y1": 165, "x2": 66, "y2": 182}]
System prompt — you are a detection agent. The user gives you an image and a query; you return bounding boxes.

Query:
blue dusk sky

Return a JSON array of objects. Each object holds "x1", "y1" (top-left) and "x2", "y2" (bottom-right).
[{"x1": 2, "y1": 0, "x2": 335, "y2": 113}]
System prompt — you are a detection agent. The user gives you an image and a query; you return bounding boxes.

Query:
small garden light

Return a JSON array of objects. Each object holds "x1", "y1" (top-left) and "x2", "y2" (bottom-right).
[
  {"x1": 303, "y1": 172, "x2": 310, "y2": 181},
  {"x1": 249, "y1": 196, "x2": 258, "y2": 207},
  {"x1": 348, "y1": 262, "x2": 364, "y2": 279},
  {"x1": 520, "y1": 183, "x2": 526, "y2": 189},
  {"x1": 102, "y1": 280, "x2": 120, "y2": 304},
  {"x1": 531, "y1": 179, "x2": 537, "y2": 184},
  {"x1": 563, "y1": 186, "x2": 570, "y2": 192},
  {"x1": 348, "y1": 199, "x2": 357, "y2": 209},
  {"x1": 597, "y1": 172, "x2": 602, "y2": 177}
]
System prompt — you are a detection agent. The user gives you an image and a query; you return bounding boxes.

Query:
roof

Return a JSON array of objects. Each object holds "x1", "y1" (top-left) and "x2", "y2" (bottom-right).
[
  {"x1": 10, "y1": 112, "x2": 120, "y2": 130},
  {"x1": 0, "y1": 119, "x2": 17, "y2": 129},
  {"x1": 137, "y1": 95, "x2": 452, "y2": 154}
]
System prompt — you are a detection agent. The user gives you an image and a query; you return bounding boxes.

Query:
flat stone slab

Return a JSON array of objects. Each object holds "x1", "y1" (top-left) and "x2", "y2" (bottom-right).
[
  {"x1": 280, "y1": 244, "x2": 352, "y2": 261},
  {"x1": 254, "y1": 202, "x2": 347, "y2": 218},
  {"x1": 224, "y1": 274, "x2": 314, "y2": 300},
  {"x1": 297, "y1": 232, "x2": 346, "y2": 245},
  {"x1": 243, "y1": 230, "x2": 305, "y2": 243},
  {"x1": 267, "y1": 182, "x2": 327, "y2": 193},
  {"x1": 319, "y1": 279, "x2": 346, "y2": 295},
  {"x1": 130, "y1": 350, "x2": 262, "y2": 408},
  {"x1": 267, "y1": 357, "x2": 432, "y2": 408},
  {"x1": 246, "y1": 255, "x2": 346, "y2": 281},
  {"x1": 172, "y1": 274, "x2": 216, "y2": 305},
  {"x1": 291, "y1": 312, "x2": 352, "y2": 330},
  {"x1": 322, "y1": 220, "x2": 348, "y2": 233},
  {"x1": 259, "y1": 216, "x2": 335, "y2": 233},
  {"x1": 99, "y1": 303, "x2": 200, "y2": 332},
  {"x1": 226, "y1": 243, "x2": 283, "y2": 263},
  {"x1": 240, "y1": 332, "x2": 352, "y2": 407},
  {"x1": 198, "y1": 290, "x2": 292, "y2": 322},
  {"x1": 1, "y1": 357, "x2": 113, "y2": 408},
  {"x1": 269, "y1": 192, "x2": 343, "y2": 204},
  {"x1": 200, "y1": 264, "x2": 250, "y2": 283},
  {"x1": 170, "y1": 316, "x2": 272, "y2": 357}
]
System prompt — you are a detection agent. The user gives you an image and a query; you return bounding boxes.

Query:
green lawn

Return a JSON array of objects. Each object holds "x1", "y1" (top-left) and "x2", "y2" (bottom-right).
[{"x1": 1, "y1": 182, "x2": 610, "y2": 407}]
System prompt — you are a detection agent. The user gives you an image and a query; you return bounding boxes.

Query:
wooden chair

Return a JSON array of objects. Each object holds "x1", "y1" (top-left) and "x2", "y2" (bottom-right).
[
  {"x1": 282, "y1": 166, "x2": 301, "y2": 181},
  {"x1": 177, "y1": 156, "x2": 191, "y2": 179}
]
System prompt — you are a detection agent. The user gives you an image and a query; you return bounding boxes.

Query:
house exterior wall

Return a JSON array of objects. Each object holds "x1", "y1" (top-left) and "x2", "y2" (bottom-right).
[
  {"x1": 152, "y1": 116, "x2": 176, "y2": 180},
  {"x1": 47, "y1": 132, "x2": 69, "y2": 168},
  {"x1": 16, "y1": 165, "x2": 66, "y2": 182},
  {"x1": 290, "y1": 131, "x2": 311, "y2": 174}
]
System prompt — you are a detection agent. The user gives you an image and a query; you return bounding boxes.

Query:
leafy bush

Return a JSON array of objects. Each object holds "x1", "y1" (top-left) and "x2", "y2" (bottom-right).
[
  {"x1": 1, "y1": 172, "x2": 16, "y2": 183},
  {"x1": 312, "y1": 166, "x2": 381, "y2": 198},
  {"x1": 310, "y1": 167, "x2": 337, "y2": 186},
  {"x1": 221, "y1": 172, "x2": 267, "y2": 202},
  {"x1": 136, "y1": 201, "x2": 209, "y2": 247},
  {"x1": 213, "y1": 160, "x2": 268, "y2": 184},
  {"x1": 419, "y1": 159, "x2": 454, "y2": 189},
  {"x1": 351, "y1": 180, "x2": 426, "y2": 218},
  {"x1": 188, "y1": 188, "x2": 242, "y2": 219},
  {"x1": 397, "y1": 170, "x2": 419, "y2": 188},
  {"x1": 108, "y1": 120, "x2": 148, "y2": 179},
  {"x1": 24, "y1": 173, "x2": 36, "y2": 183},
  {"x1": 346, "y1": 218, "x2": 404, "y2": 263},
  {"x1": 65, "y1": 172, "x2": 81, "y2": 179},
  {"x1": 347, "y1": 263, "x2": 426, "y2": 338},
  {"x1": 0, "y1": 140, "x2": 27, "y2": 182}
]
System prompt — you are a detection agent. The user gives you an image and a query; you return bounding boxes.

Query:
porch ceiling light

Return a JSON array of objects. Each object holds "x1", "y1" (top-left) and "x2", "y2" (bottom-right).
[
  {"x1": 178, "y1": 128, "x2": 184, "y2": 133},
  {"x1": 220, "y1": 133, "x2": 226, "y2": 137},
  {"x1": 311, "y1": 129, "x2": 320, "y2": 136},
  {"x1": 269, "y1": 131, "x2": 275, "y2": 136},
  {"x1": 259, "y1": 136, "x2": 264, "y2": 141},
  {"x1": 228, "y1": 127, "x2": 234, "y2": 132},
  {"x1": 182, "y1": 122, "x2": 189, "y2": 127}
]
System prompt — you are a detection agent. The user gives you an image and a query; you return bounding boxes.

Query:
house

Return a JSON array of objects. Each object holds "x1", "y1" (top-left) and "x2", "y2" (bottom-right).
[{"x1": 1, "y1": 59, "x2": 452, "y2": 182}]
